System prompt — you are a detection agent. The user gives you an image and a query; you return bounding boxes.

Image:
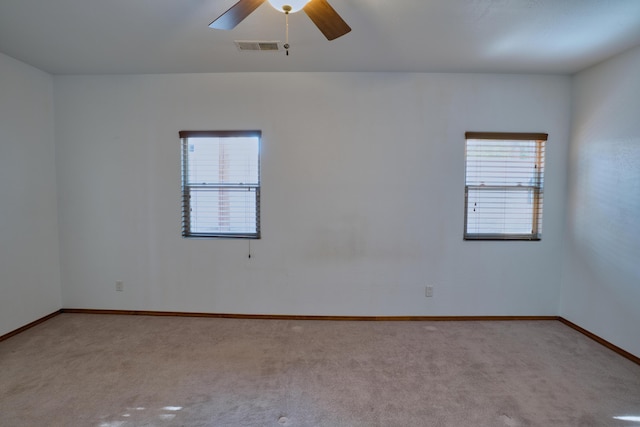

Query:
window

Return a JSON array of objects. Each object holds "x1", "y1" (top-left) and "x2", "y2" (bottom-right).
[
  {"x1": 180, "y1": 131, "x2": 260, "y2": 239},
  {"x1": 464, "y1": 132, "x2": 547, "y2": 241}
]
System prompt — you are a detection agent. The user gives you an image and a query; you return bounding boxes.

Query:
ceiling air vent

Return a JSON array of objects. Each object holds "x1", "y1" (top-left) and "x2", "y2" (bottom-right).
[{"x1": 235, "y1": 41, "x2": 282, "y2": 52}]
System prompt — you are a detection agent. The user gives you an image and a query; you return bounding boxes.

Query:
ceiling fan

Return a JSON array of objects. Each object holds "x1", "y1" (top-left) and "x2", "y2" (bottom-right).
[{"x1": 209, "y1": 0, "x2": 351, "y2": 41}]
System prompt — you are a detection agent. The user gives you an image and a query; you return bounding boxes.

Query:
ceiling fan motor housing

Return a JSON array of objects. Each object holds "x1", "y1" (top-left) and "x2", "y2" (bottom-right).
[{"x1": 268, "y1": 0, "x2": 310, "y2": 13}]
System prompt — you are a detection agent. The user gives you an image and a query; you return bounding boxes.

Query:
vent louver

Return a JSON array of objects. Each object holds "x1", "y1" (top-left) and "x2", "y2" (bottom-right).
[{"x1": 235, "y1": 41, "x2": 282, "y2": 51}]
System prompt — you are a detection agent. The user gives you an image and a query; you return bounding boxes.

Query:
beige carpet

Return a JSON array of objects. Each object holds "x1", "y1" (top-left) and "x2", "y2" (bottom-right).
[{"x1": 1, "y1": 314, "x2": 639, "y2": 426}]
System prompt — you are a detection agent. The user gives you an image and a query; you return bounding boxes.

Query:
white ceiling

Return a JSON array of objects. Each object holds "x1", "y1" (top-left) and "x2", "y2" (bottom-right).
[{"x1": 1, "y1": 0, "x2": 640, "y2": 75}]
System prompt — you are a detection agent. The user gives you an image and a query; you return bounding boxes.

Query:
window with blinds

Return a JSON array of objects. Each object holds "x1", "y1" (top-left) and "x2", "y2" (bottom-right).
[
  {"x1": 464, "y1": 132, "x2": 547, "y2": 241},
  {"x1": 180, "y1": 130, "x2": 260, "y2": 239}
]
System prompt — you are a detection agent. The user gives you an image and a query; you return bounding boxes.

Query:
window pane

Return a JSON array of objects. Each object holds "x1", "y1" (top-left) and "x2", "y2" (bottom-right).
[
  {"x1": 189, "y1": 188, "x2": 258, "y2": 235},
  {"x1": 466, "y1": 140, "x2": 542, "y2": 187},
  {"x1": 187, "y1": 137, "x2": 259, "y2": 185},
  {"x1": 466, "y1": 187, "x2": 534, "y2": 235}
]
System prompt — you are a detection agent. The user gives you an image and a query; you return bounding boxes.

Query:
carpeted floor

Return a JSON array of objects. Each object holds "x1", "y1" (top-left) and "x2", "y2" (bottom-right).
[{"x1": 1, "y1": 314, "x2": 639, "y2": 426}]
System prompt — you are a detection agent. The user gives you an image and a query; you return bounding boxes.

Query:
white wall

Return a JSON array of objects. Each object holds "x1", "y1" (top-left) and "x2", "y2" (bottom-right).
[
  {"x1": 561, "y1": 46, "x2": 640, "y2": 357},
  {"x1": 0, "y1": 53, "x2": 61, "y2": 336},
  {"x1": 54, "y1": 72, "x2": 570, "y2": 316}
]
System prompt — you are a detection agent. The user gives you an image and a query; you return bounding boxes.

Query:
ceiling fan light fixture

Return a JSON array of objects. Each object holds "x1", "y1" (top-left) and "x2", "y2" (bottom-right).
[{"x1": 267, "y1": 0, "x2": 311, "y2": 13}]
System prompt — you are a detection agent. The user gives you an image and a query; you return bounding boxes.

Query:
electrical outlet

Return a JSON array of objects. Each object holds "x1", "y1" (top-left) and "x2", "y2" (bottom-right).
[
  {"x1": 425, "y1": 285, "x2": 433, "y2": 297},
  {"x1": 116, "y1": 280, "x2": 124, "y2": 292}
]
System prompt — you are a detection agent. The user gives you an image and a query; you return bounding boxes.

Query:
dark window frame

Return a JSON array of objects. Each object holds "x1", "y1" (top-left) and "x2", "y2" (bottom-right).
[
  {"x1": 464, "y1": 132, "x2": 548, "y2": 241},
  {"x1": 180, "y1": 130, "x2": 261, "y2": 239}
]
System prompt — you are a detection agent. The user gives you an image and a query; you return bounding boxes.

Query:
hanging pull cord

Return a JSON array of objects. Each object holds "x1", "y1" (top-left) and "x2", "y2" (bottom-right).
[{"x1": 284, "y1": 11, "x2": 290, "y2": 56}]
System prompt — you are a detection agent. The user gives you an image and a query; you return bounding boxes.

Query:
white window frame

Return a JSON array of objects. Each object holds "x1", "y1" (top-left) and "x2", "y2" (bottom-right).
[
  {"x1": 464, "y1": 132, "x2": 547, "y2": 241},
  {"x1": 180, "y1": 130, "x2": 261, "y2": 239}
]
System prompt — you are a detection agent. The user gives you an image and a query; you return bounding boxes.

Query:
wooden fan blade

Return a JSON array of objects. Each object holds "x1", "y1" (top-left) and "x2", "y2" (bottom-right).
[
  {"x1": 303, "y1": 0, "x2": 351, "y2": 41},
  {"x1": 209, "y1": 0, "x2": 266, "y2": 30}
]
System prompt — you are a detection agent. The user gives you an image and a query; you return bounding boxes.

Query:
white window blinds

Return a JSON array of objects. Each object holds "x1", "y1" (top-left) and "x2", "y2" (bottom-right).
[
  {"x1": 464, "y1": 132, "x2": 547, "y2": 241},
  {"x1": 180, "y1": 131, "x2": 260, "y2": 239}
]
